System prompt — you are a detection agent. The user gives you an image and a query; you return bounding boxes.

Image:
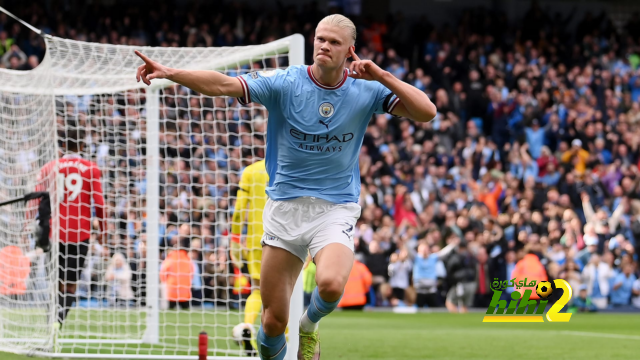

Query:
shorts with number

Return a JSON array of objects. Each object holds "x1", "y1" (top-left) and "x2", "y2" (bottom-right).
[
  {"x1": 59, "y1": 240, "x2": 89, "y2": 283},
  {"x1": 261, "y1": 197, "x2": 361, "y2": 263}
]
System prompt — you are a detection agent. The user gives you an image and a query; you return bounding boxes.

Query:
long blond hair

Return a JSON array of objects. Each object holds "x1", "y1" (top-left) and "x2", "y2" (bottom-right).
[{"x1": 318, "y1": 14, "x2": 356, "y2": 45}]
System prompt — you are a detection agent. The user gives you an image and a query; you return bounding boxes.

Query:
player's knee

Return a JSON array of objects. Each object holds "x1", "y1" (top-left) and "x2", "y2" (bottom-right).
[
  {"x1": 262, "y1": 308, "x2": 288, "y2": 336},
  {"x1": 317, "y1": 277, "x2": 345, "y2": 302}
]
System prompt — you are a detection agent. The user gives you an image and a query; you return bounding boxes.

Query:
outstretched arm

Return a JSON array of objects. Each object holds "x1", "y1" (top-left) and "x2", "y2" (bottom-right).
[
  {"x1": 435, "y1": 242, "x2": 458, "y2": 259},
  {"x1": 135, "y1": 51, "x2": 244, "y2": 98},
  {"x1": 608, "y1": 199, "x2": 625, "y2": 231},
  {"x1": 348, "y1": 48, "x2": 437, "y2": 122}
]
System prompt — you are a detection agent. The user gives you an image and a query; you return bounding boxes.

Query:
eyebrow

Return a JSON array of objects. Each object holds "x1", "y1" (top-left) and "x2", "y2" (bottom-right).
[{"x1": 316, "y1": 33, "x2": 343, "y2": 44}]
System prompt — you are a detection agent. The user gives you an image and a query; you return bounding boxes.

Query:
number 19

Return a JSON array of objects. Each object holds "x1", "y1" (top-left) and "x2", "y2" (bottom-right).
[{"x1": 57, "y1": 173, "x2": 83, "y2": 202}]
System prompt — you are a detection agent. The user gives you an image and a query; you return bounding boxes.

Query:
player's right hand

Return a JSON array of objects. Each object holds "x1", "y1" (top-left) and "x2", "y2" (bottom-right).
[{"x1": 135, "y1": 51, "x2": 170, "y2": 85}]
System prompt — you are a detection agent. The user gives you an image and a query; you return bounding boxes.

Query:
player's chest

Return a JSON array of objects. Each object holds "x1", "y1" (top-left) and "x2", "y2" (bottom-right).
[{"x1": 283, "y1": 87, "x2": 371, "y2": 131}]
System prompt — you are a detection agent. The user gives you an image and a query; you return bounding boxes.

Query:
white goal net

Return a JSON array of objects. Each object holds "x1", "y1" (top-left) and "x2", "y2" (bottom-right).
[{"x1": 0, "y1": 30, "x2": 304, "y2": 359}]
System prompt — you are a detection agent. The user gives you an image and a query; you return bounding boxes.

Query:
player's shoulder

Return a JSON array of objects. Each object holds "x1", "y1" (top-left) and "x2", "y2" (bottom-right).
[
  {"x1": 350, "y1": 77, "x2": 388, "y2": 92},
  {"x1": 279, "y1": 65, "x2": 305, "y2": 77},
  {"x1": 78, "y1": 158, "x2": 100, "y2": 169},
  {"x1": 243, "y1": 160, "x2": 266, "y2": 175},
  {"x1": 41, "y1": 159, "x2": 57, "y2": 169},
  {"x1": 38, "y1": 160, "x2": 57, "y2": 176},
  {"x1": 246, "y1": 66, "x2": 301, "y2": 81}
]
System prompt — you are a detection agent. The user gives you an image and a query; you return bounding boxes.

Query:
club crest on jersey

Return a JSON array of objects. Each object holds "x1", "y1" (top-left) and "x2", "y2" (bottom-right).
[
  {"x1": 319, "y1": 102, "x2": 335, "y2": 118},
  {"x1": 250, "y1": 72, "x2": 259, "y2": 79}
]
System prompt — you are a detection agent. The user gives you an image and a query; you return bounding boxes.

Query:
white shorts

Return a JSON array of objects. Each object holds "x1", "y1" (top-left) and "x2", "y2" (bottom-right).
[{"x1": 261, "y1": 197, "x2": 361, "y2": 263}]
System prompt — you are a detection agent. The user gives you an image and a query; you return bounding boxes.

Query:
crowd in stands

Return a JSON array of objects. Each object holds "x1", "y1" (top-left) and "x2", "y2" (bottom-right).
[{"x1": 2, "y1": 0, "x2": 640, "y2": 311}]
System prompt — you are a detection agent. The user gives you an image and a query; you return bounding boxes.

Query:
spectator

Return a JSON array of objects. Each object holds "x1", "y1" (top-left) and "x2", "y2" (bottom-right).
[
  {"x1": 189, "y1": 238, "x2": 204, "y2": 307},
  {"x1": 536, "y1": 147, "x2": 558, "y2": 177},
  {"x1": 0, "y1": 30, "x2": 14, "y2": 56},
  {"x1": 1, "y1": 44, "x2": 26, "y2": 69},
  {"x1": 510, "y1": 244, "x2": 548, "y2": 300},
  {"x1": 561, "y1": 139, "x2": 590, "y2": 175},
  {"x1": 610, "y1": 264, "x2": 637, "y2": 308},
  {"x1": 356, "y1": 234, "x2": 396, "y2": 306},
  {"x1": 387, "y1": 248, "x2": 412, "y2": 306},
  {"x1": 559, "y1": 259, "x2": 582, "y2": 299},
  {"x1": 105, "y1": 252, "x2": 134, "y2": 306},
  {"x1": 445, "y1": 237, "x2": 477, "y2": 313},
  {"x1": 469, "y1": 171, "x2": 503, "y2": 218},
  {"x1": 338, "y1": 258, "x2": 373, "y2": 310},
  {"x1": 204, "y1": 248, "x2": 229, "y2": 305},
  {"x1": 160, "y1": 237, "x2": 194, "y2": 310},
  {"x1": 570, "y1": 285, "x2": 597, "y2": 312},
  {"x1": 576, "y1": 227, "x2": 599, "y2": 269},
  {"x1": 474, "y1": 247, "x2": 492, "y2": 308},
  {"x1": 632, "y1": 276, "x2": 640, "y2": 309},
  {"x1": 129, "y1": 239, "x2": 147, "y2": 306},
  {"x1": 581, "y1": 254, "x2": 614, "y2": 309},
  {"x1": 394, "y1": 185, "x2": 418, "y2": 228},
  {"x1": 2, "y1": 0, "x2": 639, "y2": 312},
  {"x1": 413, "y1": 241, "x2": 456, "y2": 308},
  {"x1": 501, "y1": 250, "x2": 517, "y2": 300},
  {"x1": 525, "y1": 119, "x2": 545, "y2": 159}
]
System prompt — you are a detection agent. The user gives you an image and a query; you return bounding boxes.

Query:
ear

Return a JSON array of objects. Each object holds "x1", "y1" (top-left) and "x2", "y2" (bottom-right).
[{"x1": 348, "y1": 45, "x2": 355, "y2": 58}]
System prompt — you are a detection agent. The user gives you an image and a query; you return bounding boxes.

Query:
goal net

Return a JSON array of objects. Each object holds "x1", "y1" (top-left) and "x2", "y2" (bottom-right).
[{"x1": 0, "y1": 31, "x2": 304, "y2": 359}]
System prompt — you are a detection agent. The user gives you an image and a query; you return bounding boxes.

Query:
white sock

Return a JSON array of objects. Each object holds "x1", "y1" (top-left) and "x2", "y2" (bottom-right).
[{"x1": 299, "y1": 310, "x2": 319, "y2": 333}]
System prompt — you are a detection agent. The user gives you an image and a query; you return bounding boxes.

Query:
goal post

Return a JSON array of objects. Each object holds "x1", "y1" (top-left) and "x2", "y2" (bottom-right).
[{"x1": 0, "y1": 30, "x2": 305, "y2": 359}]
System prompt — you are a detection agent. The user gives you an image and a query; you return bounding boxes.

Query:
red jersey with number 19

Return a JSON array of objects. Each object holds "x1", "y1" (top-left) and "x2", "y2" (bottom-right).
[{"x1": 37, "y1": 154, "x2": 106, "y2": 243}]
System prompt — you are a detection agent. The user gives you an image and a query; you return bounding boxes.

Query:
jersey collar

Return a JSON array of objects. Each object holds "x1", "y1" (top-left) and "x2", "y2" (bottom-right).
[{"x1": 307, "y1": 65, "x2": 348, "y2": 90}]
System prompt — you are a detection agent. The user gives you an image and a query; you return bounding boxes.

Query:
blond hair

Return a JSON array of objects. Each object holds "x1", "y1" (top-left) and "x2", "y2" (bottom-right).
[{"x1": 318, "y1": 14, "x2": 356, "y2": 44}]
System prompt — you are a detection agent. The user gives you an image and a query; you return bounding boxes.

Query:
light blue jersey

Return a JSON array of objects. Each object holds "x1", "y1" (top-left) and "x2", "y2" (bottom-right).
[{"x1": 237, "y1": 65, "x2": 399, "y2": 204}]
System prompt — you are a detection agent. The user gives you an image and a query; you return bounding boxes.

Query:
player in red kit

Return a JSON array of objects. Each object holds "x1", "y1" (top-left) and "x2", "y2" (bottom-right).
[{"x1": 37, "y1": 128, "x2": 106, "y2": 328}]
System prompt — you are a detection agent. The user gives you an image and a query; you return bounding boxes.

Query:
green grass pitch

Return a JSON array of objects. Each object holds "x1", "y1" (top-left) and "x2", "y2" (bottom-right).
[{"x1": 1, "y1": 310, "x2": 639, "y2": 359}]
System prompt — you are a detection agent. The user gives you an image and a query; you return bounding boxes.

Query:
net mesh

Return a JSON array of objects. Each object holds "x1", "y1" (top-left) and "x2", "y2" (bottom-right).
[
  {"x1": 0, "y1": 91, "x2": 58, "y2": 354},
  {"x1": 0, "y1": 33, "x2": 301, "y2": 358}
]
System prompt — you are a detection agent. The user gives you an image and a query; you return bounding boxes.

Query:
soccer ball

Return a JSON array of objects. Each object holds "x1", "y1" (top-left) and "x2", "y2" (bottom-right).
[
  {"x1": 536, "y1": 281, "x2": 553, "y2": 298},
  {"x1": 232, "y1": 323, "x2": 253, "y2": 345}
]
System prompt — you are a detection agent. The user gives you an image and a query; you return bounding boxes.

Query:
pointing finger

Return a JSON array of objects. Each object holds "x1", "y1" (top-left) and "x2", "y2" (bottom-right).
[
  {"x1": 350, "y1": 47, "x2": 360, "y2": 61},
  {"x1": 135, "y1": 50, "x2": 152, "y2": 64}
]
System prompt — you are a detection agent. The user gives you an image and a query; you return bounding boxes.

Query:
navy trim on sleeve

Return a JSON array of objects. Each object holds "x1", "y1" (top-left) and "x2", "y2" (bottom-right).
[{"x1": 382, "y1": 93, "x2": 394, "y2": 113}]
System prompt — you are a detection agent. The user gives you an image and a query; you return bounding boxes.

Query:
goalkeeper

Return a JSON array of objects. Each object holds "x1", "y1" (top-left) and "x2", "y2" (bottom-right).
[{"x1": 230, "y1": 158, "x2": 269, "y2": 356}]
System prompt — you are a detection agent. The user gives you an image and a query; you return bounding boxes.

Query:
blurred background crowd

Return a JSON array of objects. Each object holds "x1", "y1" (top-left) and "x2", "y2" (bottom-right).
[{"x1": 1, "y1": 0, "x2": 640, "y2": 311}]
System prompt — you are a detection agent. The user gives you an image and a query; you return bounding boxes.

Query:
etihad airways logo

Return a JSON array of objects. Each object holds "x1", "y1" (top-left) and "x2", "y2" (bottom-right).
[{"x1": 289, "y1": 128, "x2": 354, "y2": 153}]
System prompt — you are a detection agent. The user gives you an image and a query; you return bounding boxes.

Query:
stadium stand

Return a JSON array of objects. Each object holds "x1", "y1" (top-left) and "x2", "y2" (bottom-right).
[{"x1": 1, "y1": 0, "x2": 639, "y2": 312}]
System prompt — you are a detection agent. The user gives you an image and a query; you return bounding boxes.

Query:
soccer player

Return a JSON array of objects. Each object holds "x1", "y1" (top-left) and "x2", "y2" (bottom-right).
[
  {"x1": 37, "y1": 128, "x2": 106, "y2": 328},
  {"x1": 230, "y1": 158, "x2": 269, "y2": 356},
  {"x1": 135, "y1": 14, "x2": 436, "y2": 360}
]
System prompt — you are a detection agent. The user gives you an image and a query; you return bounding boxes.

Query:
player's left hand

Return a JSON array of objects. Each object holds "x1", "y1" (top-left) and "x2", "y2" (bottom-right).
[{"x1": 348, "y1": 48, "x2": 385, "y2": 81}]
